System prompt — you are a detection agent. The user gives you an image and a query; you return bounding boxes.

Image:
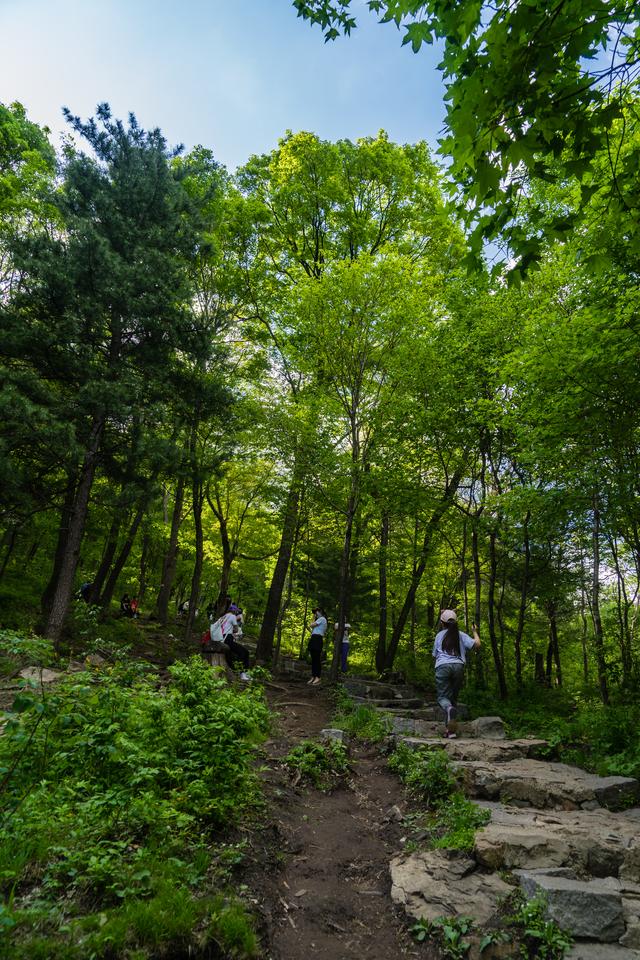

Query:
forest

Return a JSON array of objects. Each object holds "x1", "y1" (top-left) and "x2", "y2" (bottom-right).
[{"x1": 1, "y1": 0, "x2": 640, "y2": 952}]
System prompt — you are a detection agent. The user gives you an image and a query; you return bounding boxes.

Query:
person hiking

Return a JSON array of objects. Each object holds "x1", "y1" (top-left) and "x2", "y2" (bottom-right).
[
  {"x1": 220, "y1": 600, "x2": 251, "y2": 682},
  {"x1": 120, "y1": 593, "x2": 131, "y2": 615},
  {"x1": 335, "y1": 621, "x2": 351, "y2": 674},
  {"x1": 307, "y1": 607, "x2": 328, "y2": 686},
  {"x1": 432, "y1": 610, "x2": 481, "y2": 738}
]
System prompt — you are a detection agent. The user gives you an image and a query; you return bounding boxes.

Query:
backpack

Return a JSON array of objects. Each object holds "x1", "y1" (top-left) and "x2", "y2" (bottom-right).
[{"x1": 210, "y1": 617, "x2": 225, "y2": 643}]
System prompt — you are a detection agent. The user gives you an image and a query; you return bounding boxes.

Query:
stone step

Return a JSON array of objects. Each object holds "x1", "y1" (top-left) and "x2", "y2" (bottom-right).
[
  {"x1": 396, "y1": 734, "x2": 549, "y2": 762},
  {"x1": 352, "y1": 696, "x2": 425, "y2": 710},
  {"x1": 454, "y1": 757, "x2": 640, "y2": 812},
  {"x1": 517, "y1": 871, "x2": 629, "y2": 943},
  {"x1": 343, "y1": 678, "x2": 422, "y2": 700},
  {"x1": 567, "y1": 945, "x2": 640, "y2": 959},
  {"x1": 474, "y1": 801, "x2": 640, "y2": 880}
]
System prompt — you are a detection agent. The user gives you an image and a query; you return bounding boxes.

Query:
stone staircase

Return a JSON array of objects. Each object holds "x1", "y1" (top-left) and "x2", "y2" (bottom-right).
[{"x1": 343, "y1": 675, "x2": 640, "y2": 958}]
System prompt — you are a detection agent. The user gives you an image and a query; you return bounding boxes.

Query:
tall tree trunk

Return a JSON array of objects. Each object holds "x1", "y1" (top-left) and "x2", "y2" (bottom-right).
[
  {"x1": 41, "y1": 473, "x2": 78, "y2": 621},
  {"x1": 471, "y1": 525, "x2": 485, "y2": 687},
  {"x1": 0, "y1": 525, "x2": 18, "y2": 582},
  {"x1": 376, "y1": 511, "x2": 389, "y2": 674},
  {"x1": 332, "y1": 485, "x2": 358, "y2": 681},
  {"x1": 591, "y1": 493, "x2": 609, "y2": 704},
  {"x1": 513, "y1": 513, "x2": 531, "y2": 689},
  {"x1": 546, "y1": 601, "x2": 562, "y2": 686},
  {"x1": 461, "y1": 516, "x2": 469, "y2": 630},
  {"x1": 608, "y1": 535, "x2": 632, "y2": 683},
  {"x1": 155, "y1": 475, "x2": 185, "y2": 624},
  {"x1": 185, "y1": 452, "x2": 205, "y2": 647},
  {"x1": 257, "y1": 469, "x2": 302, "y2": 662},
  {"x1": 383, "y1": 465, "x2": 464, "y2": 671},
  {"x1": 45, "y1": 417, "x2": 105, "y2": 647},
  {"x1": 89, "y1": 514, "x2": 123, "y2": 603},
  {"x1": 487, "y1": 530, "x2": 508, "y2": 700},
  {"x1": 138, "y1": 529, "x2": 150, "y2": 603},
  {"x1": 100, "y1": 493, "x2": 149, "y2": 608}
]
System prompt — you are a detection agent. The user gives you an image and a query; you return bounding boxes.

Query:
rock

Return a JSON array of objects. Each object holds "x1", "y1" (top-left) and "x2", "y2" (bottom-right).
[
  {"x1": 390, "y1": 849, "x2": 511, "y2": 925},
  {"x1": 385, "y1": 804, "x2": 404, "y2": 823},
  {"x1": 474, "y1": 802, "x2": 640, "y2": 878},
  {"x1": 396, "y1": 736, "x2": 549, "y2": 763},
  {"x1": 566, "y1": 945, "x2": 640, "y2": 959},
  {"x1": 434, "y1": 702, "x2": 470, "y2": 722},
  {"x1": 352, "y1": 697, "x2": 425, "y2": 710},
  {"x1": 85, "y1": 653, "x2": 106, "y2": 666},
  {"x1": 19, "y1": 667, "x2": 62, "y2": 683},
  {"x1": 469, "y1": 716, "x2": 506, "y2": 739},
  {"x1": 455, "y1": 758, "x2": 640, "y2": 811},
  {"x1": 517, "y1": 871, "x2": 625, "y2": 941},
  {"x1": 320, "y1": 728, "x2": 347, "y2": 744}
]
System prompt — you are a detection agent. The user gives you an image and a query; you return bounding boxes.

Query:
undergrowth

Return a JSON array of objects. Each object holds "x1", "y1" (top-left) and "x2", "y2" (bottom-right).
[
  {"x1": 332, "y1": 686, "x2": 390, "y2": 742},
  {"x1": 388, "y1": 742, "x2": 490, "y2": 851},
  {"x1": 283, "y1": 738, "x2": 350, "y2": 790},
  {"x1": 0, "y1": 649, "x2": 269, "y2": 959}
]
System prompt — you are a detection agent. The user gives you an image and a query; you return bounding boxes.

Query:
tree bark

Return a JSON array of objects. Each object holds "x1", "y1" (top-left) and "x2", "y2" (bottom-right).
[
  {"x1": 99, "y1": 493, "x2": 149, "y2": 608},
  {"x1": 41, "y1": 473, "x2": 78, "y2": 622},
  {"x1": 257, "y1": 469, "x2": 302, "y2": 662},
  {"x1": 89, "y1": 513, "x2": 123, "y2": 604},
  {"x1": 471, "y1": 525, "x2": 485, "y2": 687},
  {"x1": 383, "y1": 465, "x2": 464, "y2": 671},
  {"x1": 155, "y1": 475, "x2": 185, "y2": 624},
  {"x1": 45, "y1": 417, "x2": 105, "y2": 647},
  {"x1": 487, "y1": 529, "x2": 508, "y2": 700},
  {"x1": 513, "y1": 513, "x2": 531, "y2": 689},
  {"x1": 376, "y1": 511, "x2": 389, "y2": 674},
  {"x1": 591, "y1": 493, "x2": 609, "y2": 704}
]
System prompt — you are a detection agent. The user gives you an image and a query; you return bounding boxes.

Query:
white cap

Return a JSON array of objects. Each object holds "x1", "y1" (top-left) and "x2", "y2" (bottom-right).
[{"x1": 440, "y1": 609, "x2": 457, "y2": 623}]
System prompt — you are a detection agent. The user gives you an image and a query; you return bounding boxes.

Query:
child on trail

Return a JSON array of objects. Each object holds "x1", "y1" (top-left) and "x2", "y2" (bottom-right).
[
  {"x1": 220, "y1": 601, "x2": 251, "y2": 682},
  {"x1": 120, "y1": 593, "x2": 131, "y2": 615},
  {"x1": 307, "y1": 607, "x2": 328, "y2": 685},
  {"x1": 129, "y1": 596, "x2": 139, "y2": 618},
  {"x1": 335, "y1": 621, "x2": 351, "y2": 674},
  {"x1": 432, "y1": 610, "x2": 481, "y2": 739}
]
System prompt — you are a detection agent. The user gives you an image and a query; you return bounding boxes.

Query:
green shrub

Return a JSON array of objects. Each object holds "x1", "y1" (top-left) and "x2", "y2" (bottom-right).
[
  {"x1": 332, "y1": 689, "x2": 390, "y2": 742},
  {"x1": 284, "y1": 738, "x2": 350, "y2": 790},
  {"x1": 509, "y1": 894, "x2": 573, "y2": 959},
  {"x1": 0, "y1": 656, "x2": 269, "y2": 958}
]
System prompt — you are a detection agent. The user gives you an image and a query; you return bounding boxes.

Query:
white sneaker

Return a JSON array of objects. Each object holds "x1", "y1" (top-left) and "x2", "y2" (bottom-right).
[{"x1": 240, "y1": 672, "x2": 252, "y2": 682}]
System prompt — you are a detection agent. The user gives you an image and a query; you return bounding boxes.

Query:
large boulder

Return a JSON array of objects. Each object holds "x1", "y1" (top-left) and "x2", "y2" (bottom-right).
[
  {"x1": 566, "y1": 946, "x2": 640, "y2": 959},
  {"x1": 454, "y1": 758, "x2": 640, "y2": 811},
  {"x1": 390, "y1": 849, "x2": 511, "y2": 925},
  {"x1": 474, "y1": 802, "x2": 640, "y2": 878},
  {"x1": 395, "y1": 736, "x2": 549, "y2": 763},
  {"x1": 516, "y1": 871, "x2": 625, "y2": 942}
]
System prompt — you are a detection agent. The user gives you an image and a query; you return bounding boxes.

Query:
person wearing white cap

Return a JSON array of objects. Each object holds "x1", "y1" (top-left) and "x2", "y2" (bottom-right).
[
  {"x1": 432, "y1": 610, "x2": 481, "y2": 738},
  {"x1": 335, "y1": 621, "x2": 351, "y2": 673}
]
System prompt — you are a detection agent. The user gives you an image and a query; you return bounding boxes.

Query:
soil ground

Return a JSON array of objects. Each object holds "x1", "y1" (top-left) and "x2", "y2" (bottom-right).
[{"x1": 244, "y1": 675, "x2": 433, "y2": 960}]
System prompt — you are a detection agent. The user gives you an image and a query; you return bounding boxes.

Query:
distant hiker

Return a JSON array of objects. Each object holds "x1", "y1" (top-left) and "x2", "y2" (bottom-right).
[
  {"x1": 232, "y1": 604, "x2": 244, "y2": 639},
  {"x1": 220, "y1": 601, "x2": 251, "y2": 682},
  {"x1": 432, "y1": 610, "x2": 481, "y2": 739},
  {"x1": 80, "y1": 581, "x2": 93, "y2": 603},
  {"x1": 120, "y1": 593, "x2": 131, "y2": 615},
  {"x1": 205, "y1": 600, "x2": 215, "y2": 620},
  {"x1": 129, "y1": 596, "x2": 139, "y2": 618},
  {"x1": 335, "y1": 621, "x2": 351, "y2": 674},
  {"x1": 307, "y1": 607, "x2": 328, "y2": 686}
]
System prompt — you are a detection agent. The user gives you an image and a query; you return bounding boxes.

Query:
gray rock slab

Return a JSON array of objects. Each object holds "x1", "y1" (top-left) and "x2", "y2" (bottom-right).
[
  {"x1": 469, "y1": 716, "x2": 506, "y2": 739},
  {"x1": 352, "y1": 697, "x2": 425, "y2": 710},
  {"x1": 343, "y1": 679, "x2": 417, "y2": 700},
  {"x1": 19, "y1": 667, "x2": 63, "y2": 683},
  {"x1": 475, "y1": 801, "x2": 640, "y2": 879},
  {"x1": 319, "y1": 728, "x2": 347, "y2": 744},
  {"x1": 455, "y1": 758, "x2": 640, "y2": 811},
  {"x1": 396, "y1": 735, "x2": 549, "y2": 763},
  {"x1": 517, "y1": 871, "x2": 625, "y2": 941},
  {"x1": 566, "y1": 946, "x2": 640, "y2": 960},
  {"x1": 390, "y1": 849, "x2": 511, "y2": 925}
]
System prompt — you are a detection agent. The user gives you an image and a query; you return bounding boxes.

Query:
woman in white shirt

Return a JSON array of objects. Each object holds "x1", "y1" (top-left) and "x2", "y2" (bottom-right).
[
  {"x1": 432, "y1": 609, "x2": 481, "y2": 738},
  {"x1": 307, "y1": 607, "x2": 328, "y2": 685}
]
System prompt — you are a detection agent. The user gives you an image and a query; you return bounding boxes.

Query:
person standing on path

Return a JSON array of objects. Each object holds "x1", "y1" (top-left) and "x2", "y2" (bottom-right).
[
  {"x1": 220, "y1": 601, "x2": 252, "y2": 682},
  {"x1": 335, "y1": 621, "x2": 351, "y2": 673},
  {"x1": 307, "y1": 607, "x2": 328, "y2": 685},
  {"x1": 432, "y1": 610, "x2": 481, "y2": 738}
]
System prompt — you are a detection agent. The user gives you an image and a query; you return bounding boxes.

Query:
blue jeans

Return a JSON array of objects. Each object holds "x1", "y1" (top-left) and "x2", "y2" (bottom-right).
[
  {"x1": 341, "y1": 642, "x2": 349, "y2": 673},
  {"x1": 435, "y1": 662, "x2": 465, "y2": 712}
]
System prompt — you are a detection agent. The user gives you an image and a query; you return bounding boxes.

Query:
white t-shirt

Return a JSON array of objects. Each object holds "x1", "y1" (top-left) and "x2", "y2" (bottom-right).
[
  {"x1": 432, "y1": 629, "x2": 475, "y2": 668},
  {"x1": 335, "y1": 622, "x2": 351, "y2": 643},
  {"x1": 220, "y1": 612, "x2": 238, "y2": 639},
  {"x1": 311, "y1": 615, "x2": 328, "y2": 637}
]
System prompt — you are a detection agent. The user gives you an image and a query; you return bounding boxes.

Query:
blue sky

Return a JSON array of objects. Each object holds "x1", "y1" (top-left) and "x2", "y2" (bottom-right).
[{"x1": 0, "y1": 0, "x2": 446, "y2": 170}]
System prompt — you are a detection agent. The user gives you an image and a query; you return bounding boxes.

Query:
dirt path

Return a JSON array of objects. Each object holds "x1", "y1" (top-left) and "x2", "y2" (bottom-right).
[{"x1": 245, "y1": 677, "x2": 426, "y2": 960}]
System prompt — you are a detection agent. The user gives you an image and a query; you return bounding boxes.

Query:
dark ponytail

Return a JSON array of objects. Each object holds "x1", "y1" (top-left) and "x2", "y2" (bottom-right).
[{"x1": 442, "y1": 622, "x2": 461, "y2": 658}]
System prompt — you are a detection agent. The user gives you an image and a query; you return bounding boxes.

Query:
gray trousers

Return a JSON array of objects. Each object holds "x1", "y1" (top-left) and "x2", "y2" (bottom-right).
[{"x1": 435, "y1": 662, "x2": 465, "y2": 712}]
